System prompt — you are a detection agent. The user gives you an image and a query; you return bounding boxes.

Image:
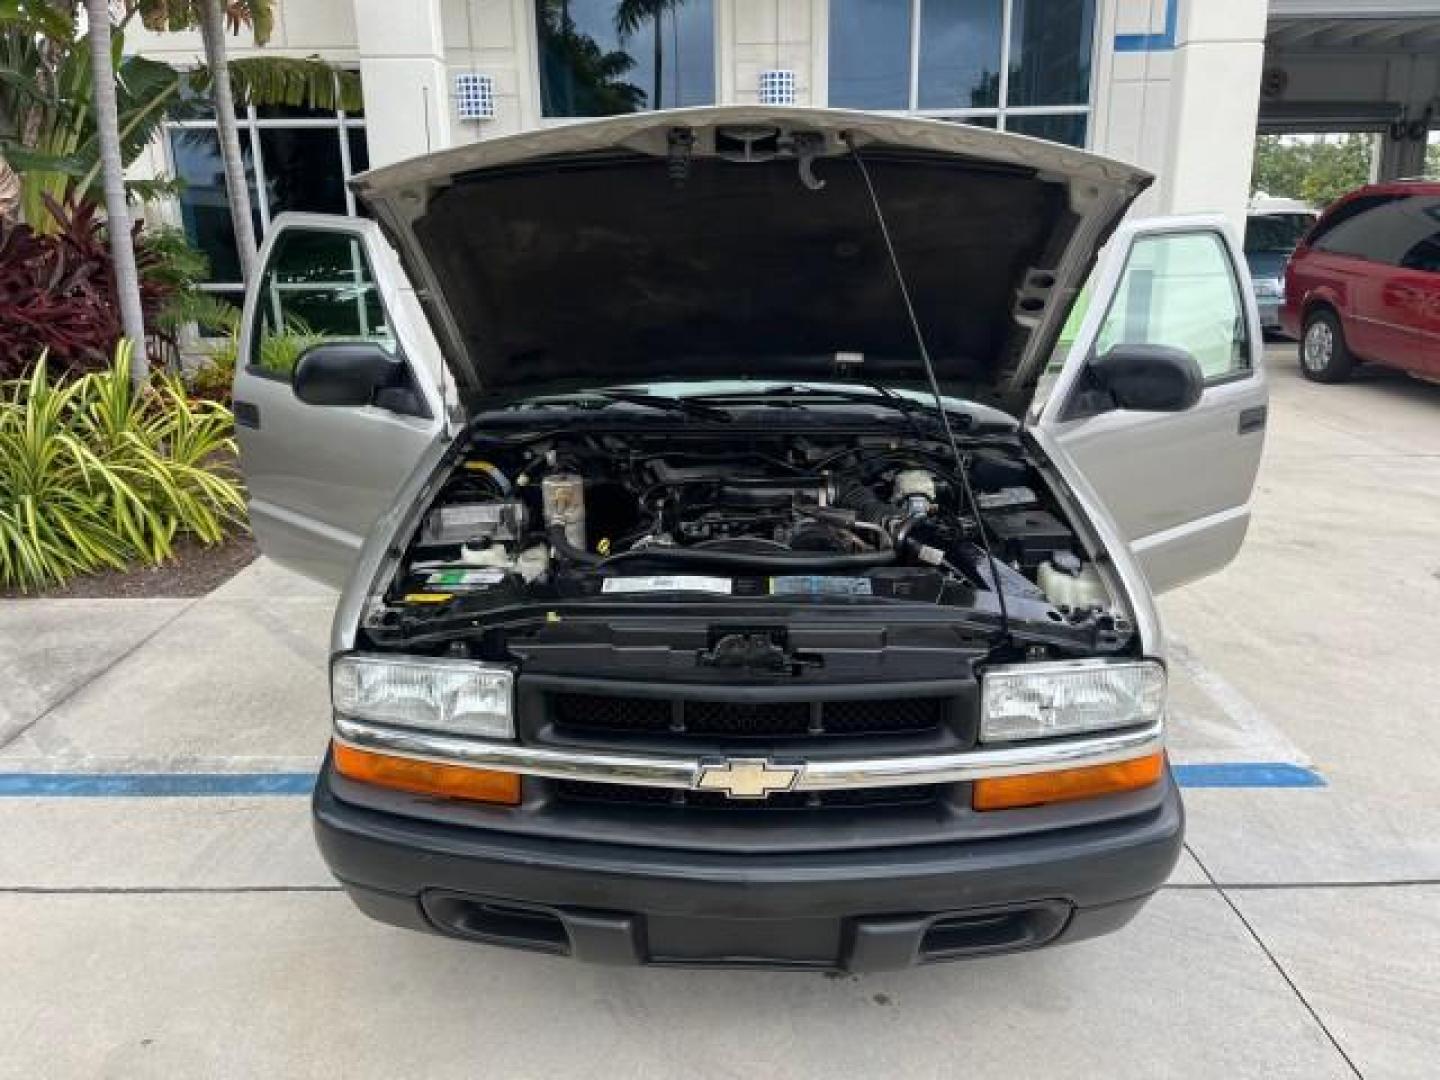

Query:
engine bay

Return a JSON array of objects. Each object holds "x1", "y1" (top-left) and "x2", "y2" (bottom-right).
[{"x1": 365, "y1": 419, "x2": 1134, "y2": 657}]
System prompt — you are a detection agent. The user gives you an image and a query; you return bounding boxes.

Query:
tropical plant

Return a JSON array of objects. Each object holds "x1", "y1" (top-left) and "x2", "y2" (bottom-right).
[
  {"x1": 0, "y1": 2, "x2": 361, "y2": 230},
  {"x1": 83, "y1": 0, "x2": 147, "y2": 374},
  {"x1": 256, "y1": 315, "x2": 327, "y2": 374},
  {"x1": 187, "y1": 330, "x2": 236, "y2": 402},
  {"x1": 0, "y1": 195, "x2": 178, "y2": 377},
  {"x1": 0, "y1": 2, "x2": 183, "y2": 230},
  {"x1": 138, "y1": 223, "x2": 242, "y2": 371},
  {"x1": 0, "y1": 342, "x2": 245, "y2": 591}
]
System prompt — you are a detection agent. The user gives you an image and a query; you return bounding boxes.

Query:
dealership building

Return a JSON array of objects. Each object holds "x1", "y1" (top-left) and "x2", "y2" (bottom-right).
[{"x1": 128, "y1": 0, "x2": 1440, "y2": 307}]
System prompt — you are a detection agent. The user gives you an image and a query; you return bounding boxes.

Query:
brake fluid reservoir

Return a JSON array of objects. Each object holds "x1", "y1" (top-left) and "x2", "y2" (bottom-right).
[
  {"x1": 542, "y1": 473, "x2": 586, "y2": 550},
  {"x1": 1038, "y1": 558, "x2": 1108, "y2": 611}
]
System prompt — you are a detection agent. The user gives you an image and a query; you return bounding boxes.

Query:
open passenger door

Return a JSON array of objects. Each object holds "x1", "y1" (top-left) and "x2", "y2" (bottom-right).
[
  {"x1": 1030, "y1": 216, "x2": 1269, "y2": 594},
  {"x1": 231, "y1": 214, "x2": 451, "y2": 588}
]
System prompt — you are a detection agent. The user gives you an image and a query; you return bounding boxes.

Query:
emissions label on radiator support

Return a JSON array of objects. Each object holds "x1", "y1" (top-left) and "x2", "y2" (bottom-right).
[
  {"x1": 769, "y1": 576, "x2": 873, "y2": 596},
  {"x1": 601, "y1": 575, "x2": 733, "y2": 595}
]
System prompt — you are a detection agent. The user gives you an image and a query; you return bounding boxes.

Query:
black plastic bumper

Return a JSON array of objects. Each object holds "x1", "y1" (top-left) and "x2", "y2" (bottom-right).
[{"x1": 313, "y1": 765, "x2": 1183, "y2": 971}]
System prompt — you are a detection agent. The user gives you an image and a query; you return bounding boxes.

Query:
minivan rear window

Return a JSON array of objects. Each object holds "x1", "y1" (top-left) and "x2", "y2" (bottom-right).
[{"x1": 1308, "y1": 193, "x2": 1407, "y2": 261}]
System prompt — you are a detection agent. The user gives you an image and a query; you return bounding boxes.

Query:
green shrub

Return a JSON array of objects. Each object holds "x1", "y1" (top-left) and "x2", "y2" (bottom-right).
[
  {"x1": 0, "y1": 343, "x2": 247, "y2": 592},
  {"x1": 188, "y1": 337, "x2": 238, "y2": 404}
]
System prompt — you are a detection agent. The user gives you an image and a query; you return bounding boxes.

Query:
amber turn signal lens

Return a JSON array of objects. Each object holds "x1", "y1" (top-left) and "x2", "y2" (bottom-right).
[
  {"x1": 973, "y1": 752, "x2": 1164, "y2": 811},
  {"x1": 333, "y1": 742, "x2": 520, "y2": 805}
]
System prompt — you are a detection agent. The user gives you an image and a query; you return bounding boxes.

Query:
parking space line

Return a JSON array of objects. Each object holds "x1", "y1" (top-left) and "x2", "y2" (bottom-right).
[
  {"x1": 1184, "y1": 843, "x2": 1365, "y2": 1080},
  {"x1": 0, "y1": 761, "x2": 1324, "y2": 797}
]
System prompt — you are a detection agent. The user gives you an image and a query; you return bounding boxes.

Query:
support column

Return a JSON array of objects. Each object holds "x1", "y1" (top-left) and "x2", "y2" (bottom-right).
[
  {"x1": 352, "y1": 0, "x2": 453, "y2": 167},
  {"x1": 1092, "y1": 0, "x2": 1267, "y2": 231}
]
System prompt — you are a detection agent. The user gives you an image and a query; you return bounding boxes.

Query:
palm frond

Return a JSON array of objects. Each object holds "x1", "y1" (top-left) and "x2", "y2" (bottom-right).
[{"x1": 189, "y1": 55, "x2": 363, "y2": 113}]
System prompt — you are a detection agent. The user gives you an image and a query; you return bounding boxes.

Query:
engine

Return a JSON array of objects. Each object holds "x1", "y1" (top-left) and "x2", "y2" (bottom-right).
[{"x1": 385, "y1": 429, "x2": 1115, "y2": 633}]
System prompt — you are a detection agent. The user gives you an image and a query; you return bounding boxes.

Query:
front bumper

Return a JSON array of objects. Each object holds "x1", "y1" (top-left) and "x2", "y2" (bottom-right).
[{"x1": 314, "y1": 759, "x2": 1183, "y2": 971}]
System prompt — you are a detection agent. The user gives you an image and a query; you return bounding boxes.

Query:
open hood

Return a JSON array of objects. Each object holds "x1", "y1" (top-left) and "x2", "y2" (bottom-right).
[{"x1": 353, "y1": 107, "x2": 1151, "y2": 415}]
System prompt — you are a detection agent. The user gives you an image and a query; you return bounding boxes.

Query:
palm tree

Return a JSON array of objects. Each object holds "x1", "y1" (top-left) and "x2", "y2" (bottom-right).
[
  {"x1": 197, "y1": 0, "x2": 260, "y2": 284},
  {"x1": 138, "y1": 1, "x2": 276, "y2": 285},
  {"x1": 614, "y1": 0, "x2": 682, "y2": 111},
  {"x1": 83, "y1": 0, "x2": 147, "y2": 381}
]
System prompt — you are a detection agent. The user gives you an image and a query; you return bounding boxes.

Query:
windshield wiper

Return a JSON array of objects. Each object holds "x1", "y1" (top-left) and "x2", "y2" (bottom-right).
[
  {"x1": 744, "y1": 384, "x2": 974, "y2": 429},
  {"x1": 588, "y1": 390, "x2": 733, "y2": 422},
  {"x1": 530, "y1": 389, "x2": 733, "y2": 423}
]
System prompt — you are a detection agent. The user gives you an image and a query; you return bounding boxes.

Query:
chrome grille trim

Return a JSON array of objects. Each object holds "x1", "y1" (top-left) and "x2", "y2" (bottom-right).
[{"x1": 332, "y1": 715, "x2": 1165, "y2": 793}]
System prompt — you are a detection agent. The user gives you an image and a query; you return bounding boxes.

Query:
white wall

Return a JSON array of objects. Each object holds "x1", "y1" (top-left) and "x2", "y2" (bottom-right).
[
  {"x1": 441, "y1": 0, "x2": 539, "y2": 140},
  {"x1": 720, "y1": 0, "x2": 825, "y2": 106}
]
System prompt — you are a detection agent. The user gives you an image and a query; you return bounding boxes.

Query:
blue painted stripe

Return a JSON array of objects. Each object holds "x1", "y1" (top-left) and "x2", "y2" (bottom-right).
[
  {"x1": 1114, "y1": 0, "x2": 1178, "y2": 52},
  {"x1": 0, "y1": 773, "x2": 316, "y2": 797},
  {"x1": 1172, "y1": 762, "x2": 1325, "y2": 789},
  {"x1": 0, "y1": 762, "x2": 1323, "y2": 797}
]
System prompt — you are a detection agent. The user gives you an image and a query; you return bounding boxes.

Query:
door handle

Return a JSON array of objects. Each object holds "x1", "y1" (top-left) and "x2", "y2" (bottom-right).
[
  {"x1": 233, "y1": 400, "x2": 261, "y2": 429},
  {"x1": 1237, "y1": 405, "x2": 1267, "y2": 435}
]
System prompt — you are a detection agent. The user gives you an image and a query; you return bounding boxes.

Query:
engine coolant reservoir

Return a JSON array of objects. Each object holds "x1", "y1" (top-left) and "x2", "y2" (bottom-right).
[{"x1": 1038, "y1": 557, "x2": 1108, "y2": 612}]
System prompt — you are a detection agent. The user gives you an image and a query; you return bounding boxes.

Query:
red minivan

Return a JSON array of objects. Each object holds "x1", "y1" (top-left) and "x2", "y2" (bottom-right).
[{"x1": 1281, "y1": 181, "x2": 1440, "y2": 382}]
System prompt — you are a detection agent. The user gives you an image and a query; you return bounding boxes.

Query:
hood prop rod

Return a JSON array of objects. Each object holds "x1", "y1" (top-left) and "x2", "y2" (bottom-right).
[{"x1": 842, "y1": 131, "x2": 1012, "y2": 647}]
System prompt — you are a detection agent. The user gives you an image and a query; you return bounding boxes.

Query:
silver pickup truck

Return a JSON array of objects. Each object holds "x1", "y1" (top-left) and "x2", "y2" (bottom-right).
[{"x1": 233, "y1": 106, "x2": 1266, "y2": 971}]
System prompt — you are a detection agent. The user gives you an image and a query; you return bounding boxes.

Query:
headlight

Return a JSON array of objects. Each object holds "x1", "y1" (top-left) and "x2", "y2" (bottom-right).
[
  {"x1": 980, "y1": 660, "x2": 1164, "y2": 743},
  {"x1": 331, "y1": 654, "x2": 514, "y2": 738}
]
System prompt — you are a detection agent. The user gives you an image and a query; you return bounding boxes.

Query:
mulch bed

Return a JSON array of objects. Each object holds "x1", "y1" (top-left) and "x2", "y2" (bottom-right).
[{"x1": 1, "y1": 532, "x2": 259, "y2": 600}]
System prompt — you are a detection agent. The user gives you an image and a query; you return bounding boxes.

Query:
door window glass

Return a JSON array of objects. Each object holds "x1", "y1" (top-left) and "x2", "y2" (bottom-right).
[
  {"x1": 1096, "y1": 233, "x2": 1249, "y2": 382},
  {"x1": 249, "y1": 231, "x2": 392, "y2": 376}
]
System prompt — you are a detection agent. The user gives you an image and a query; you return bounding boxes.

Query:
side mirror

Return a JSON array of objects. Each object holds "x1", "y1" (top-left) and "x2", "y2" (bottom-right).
[
  {"x1": 1088, "y1": 344, "x2": 1204, "y2": 413},
  {"x1": 292, "y1": 342, "x2": 405, "y2": 409}
]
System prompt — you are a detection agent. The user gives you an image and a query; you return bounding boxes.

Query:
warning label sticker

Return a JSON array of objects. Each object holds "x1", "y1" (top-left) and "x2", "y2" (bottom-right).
[{"x1": 601, "y1": 576, "x2": 732, "y2": 595}]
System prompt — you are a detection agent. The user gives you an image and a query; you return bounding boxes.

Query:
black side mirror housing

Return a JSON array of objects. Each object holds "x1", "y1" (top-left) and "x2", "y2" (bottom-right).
[
  {"x1": 293, "y1": 342, "x2": 425, "y2": 415},
  {"x1": 1086, "y1": 344, "x2": 1204, "y2": 413}
]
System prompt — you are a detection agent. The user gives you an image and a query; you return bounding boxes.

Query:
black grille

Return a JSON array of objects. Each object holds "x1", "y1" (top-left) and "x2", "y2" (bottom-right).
[
  {"x1": 551, "y1": 692, "x2": 671, "y2": 734},
  {"x1": 554, "y1": 780, "x2": 940, "y2": 811},
  {"x1": 823, "y1": 696, "x2": 945, "y2": 735},
  {"x1": 685, "y1": 699, "x2": 813, "y2": 736},
  {"x1": 551, "y1": 693, "x2": 946, "y2": 739}
]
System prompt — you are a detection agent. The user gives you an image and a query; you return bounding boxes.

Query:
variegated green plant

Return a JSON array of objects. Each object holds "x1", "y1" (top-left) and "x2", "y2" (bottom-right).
[{"x1": 0, "y1": 342, "x2": 246, "y2": 591}]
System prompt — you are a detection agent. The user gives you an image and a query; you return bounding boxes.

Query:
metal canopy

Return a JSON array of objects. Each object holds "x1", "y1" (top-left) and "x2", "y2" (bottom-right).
[{"x1": 1266, "y1": 15, "x2": 1440, "y2": 52}]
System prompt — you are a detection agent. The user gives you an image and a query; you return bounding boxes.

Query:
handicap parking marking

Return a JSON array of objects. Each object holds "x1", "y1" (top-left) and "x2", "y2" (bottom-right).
[
  {"x1": 0, "y1": 773, "x2": 317, "y2": 797},
  {"x1": 0, "y1": 761, "x2": 1323, "y2": 797},
  {"x1": 1171, "y1": 762, "x2": 1324, "y2": 788}
]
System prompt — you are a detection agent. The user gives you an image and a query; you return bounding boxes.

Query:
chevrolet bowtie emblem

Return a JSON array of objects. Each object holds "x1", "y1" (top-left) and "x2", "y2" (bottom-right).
[{"x1": 695, "y1": 757, "x2": 802, "y2": 799}]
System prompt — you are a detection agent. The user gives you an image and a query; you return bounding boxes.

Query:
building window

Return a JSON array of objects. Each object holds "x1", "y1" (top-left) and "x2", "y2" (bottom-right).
[
  {"x1": 165, "y1": 100, "x2": 368, "y2": 321},
  {"x1": 829, "y1": 0, "x2": 1094, "y2": 146},
  {"x1": 536, "y1": 0, "x2": 715, "y2": 117}
]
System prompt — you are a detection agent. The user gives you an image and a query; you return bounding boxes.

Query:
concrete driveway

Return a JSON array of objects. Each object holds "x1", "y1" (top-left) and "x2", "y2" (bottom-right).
[{"x1": 1, "y1": 347, "x2": 1436, "y2": 1078}]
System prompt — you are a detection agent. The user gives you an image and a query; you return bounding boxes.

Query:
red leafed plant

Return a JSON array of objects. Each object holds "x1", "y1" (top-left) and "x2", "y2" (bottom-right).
[{"x1": 0, "y1": 195, "x2": 175, "y2": 379}]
